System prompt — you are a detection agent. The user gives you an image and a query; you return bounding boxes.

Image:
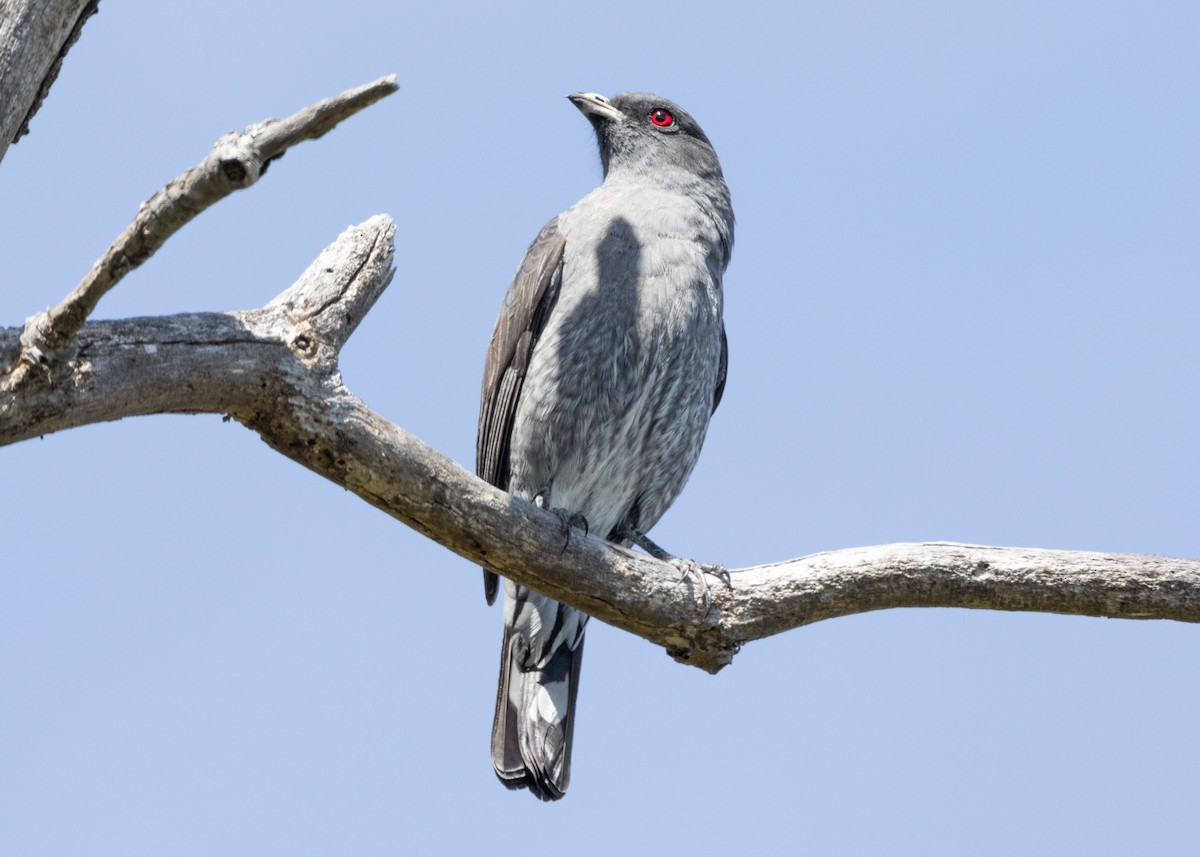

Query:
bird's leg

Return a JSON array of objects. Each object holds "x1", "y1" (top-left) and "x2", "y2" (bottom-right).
[
  {"x1": 614, "y1": 524, "x2": 731, "y2": 612},
  {"x1": 533, "y1": 489, "x2": 589, "y2": 553}
]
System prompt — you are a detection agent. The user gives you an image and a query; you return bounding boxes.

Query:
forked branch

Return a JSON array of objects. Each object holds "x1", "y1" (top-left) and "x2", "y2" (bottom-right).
[{"x1": 2, "y1": 75, "x2": 398, "y2": 393}]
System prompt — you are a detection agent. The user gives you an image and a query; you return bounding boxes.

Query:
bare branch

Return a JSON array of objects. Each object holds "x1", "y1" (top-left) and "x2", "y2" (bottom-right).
[
  {"x1": 3, "y1": 218, "x2": 1198, "y2": 675},
  {"x1": 1, "y1": 74, "x2": 399, "y2": 392},
  {"x1": 0, "y1": 216, "x2": 395, "y2": 440},
  {"x1": 0, "y1": 0, "x2": 98, "y2": 162}
]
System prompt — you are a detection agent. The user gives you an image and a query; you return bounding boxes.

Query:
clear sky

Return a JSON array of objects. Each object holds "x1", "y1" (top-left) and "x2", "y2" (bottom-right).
[{"x1": 2, "y1": 1, "x2": 1198, "y2": 854}]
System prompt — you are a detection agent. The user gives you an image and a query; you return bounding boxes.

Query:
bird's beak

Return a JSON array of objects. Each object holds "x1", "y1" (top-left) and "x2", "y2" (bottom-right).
[{"x1": 567, "y1": 92, "x2": 625, "y2": 124}]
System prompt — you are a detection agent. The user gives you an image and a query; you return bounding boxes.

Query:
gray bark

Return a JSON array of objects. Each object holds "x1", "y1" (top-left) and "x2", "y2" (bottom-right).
[{"x1": 0, "y1": 0, "x2": 98, "y2": 164}]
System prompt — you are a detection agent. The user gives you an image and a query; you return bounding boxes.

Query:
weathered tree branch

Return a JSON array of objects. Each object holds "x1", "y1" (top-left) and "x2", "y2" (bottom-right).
[
  {"x1": 1, "y1": 62, "x2": 1195, "y2": 675},
  {"x1": 0, "y1": 0, "x2": 98, "y2": 162},
  {"x1": 3, "y1": 216, "x2": 1198, "y2": 674},
  {"x1": 1, "y1": 74, "x2": 398, "y2": 393}
]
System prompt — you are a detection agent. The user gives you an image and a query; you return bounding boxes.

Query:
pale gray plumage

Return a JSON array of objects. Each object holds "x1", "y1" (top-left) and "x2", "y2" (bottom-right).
[{"x1": 476, "y1": 91, "x2": 734, "y2": 800}]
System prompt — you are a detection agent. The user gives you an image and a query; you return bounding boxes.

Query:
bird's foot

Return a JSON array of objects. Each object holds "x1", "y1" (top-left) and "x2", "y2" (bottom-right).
[
  {"x1": 669, "y1": 558, "x2": 731, "y2": 614},
  {"x1": 533, "y1": 491, "x2": 589, "y2": 552},
  {"x1": 614, "y1": 523, "x2": 730, "y2": 613}
]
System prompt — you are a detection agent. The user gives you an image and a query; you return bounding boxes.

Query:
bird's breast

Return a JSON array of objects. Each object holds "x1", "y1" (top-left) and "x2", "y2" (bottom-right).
[{"x1": 506, "y1": 185, "x2": 726, "y2": 535}]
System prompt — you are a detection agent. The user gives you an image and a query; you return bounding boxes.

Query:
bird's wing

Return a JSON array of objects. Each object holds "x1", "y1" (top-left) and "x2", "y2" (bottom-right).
[
  {"x1": 476, "y1": 218, "x2": 567, "y2": 604},
  {"x1": 712, "y1": 323, "x2": 728, "y2": 414}
]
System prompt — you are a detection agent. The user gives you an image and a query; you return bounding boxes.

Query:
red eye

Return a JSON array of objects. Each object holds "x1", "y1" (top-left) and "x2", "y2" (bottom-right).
[{"x1": 649, "y1": 108, "x2": 674, "y2": 127}]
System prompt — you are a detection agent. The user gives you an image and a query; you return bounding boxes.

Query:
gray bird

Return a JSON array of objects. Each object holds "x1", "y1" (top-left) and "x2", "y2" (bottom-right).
[{"x1": 476, "y1": 91, "x2": 734, "y2": 800}]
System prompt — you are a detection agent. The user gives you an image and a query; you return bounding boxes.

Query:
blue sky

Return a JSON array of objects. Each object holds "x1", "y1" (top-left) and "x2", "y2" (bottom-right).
[{"x1": 2, "y1": 1, "x2": 1198, "y2": 854}]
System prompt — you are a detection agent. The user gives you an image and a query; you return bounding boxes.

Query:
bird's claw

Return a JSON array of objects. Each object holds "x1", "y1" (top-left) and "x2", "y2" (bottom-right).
[
  {"x1": 533, "y1": 492, "x2": 589, "y2": 552},
  {"x1": 708, "y1": 564, "x2": 732, "y2": 588},
  {"x1": 670, "y1": 558, "x2": 731, "y2": 614},
  {"x1": 611, "y1": 522, "x2": 729, "y2": 613}
]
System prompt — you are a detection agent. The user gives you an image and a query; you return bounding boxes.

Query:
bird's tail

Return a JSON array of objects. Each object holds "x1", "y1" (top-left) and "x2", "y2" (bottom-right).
[{"x1": 491, "y1": 594, "x2": 586, "y2": 801}]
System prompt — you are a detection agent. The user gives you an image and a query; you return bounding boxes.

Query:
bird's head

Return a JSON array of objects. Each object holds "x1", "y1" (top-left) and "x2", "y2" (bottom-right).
[{"x1": 567, "y1": 91, "x2": 724, "y2": 185}]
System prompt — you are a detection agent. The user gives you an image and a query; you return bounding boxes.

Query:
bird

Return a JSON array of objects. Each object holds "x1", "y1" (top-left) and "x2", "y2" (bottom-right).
[{"x1": 476, "y1": 91, "x2": 734, "y2": 800}]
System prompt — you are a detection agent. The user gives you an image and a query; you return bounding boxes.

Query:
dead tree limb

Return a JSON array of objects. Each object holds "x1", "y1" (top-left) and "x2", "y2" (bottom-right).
[
  {"x1": 1, "y1": 70, "x2": 1196, "y2": 675},
  {"x1": 3, "y1": 215, "x2": 1197, "y2": 674},
  {"x1": 2, "y1": 74, "x2": 398, "y2": 393}
]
